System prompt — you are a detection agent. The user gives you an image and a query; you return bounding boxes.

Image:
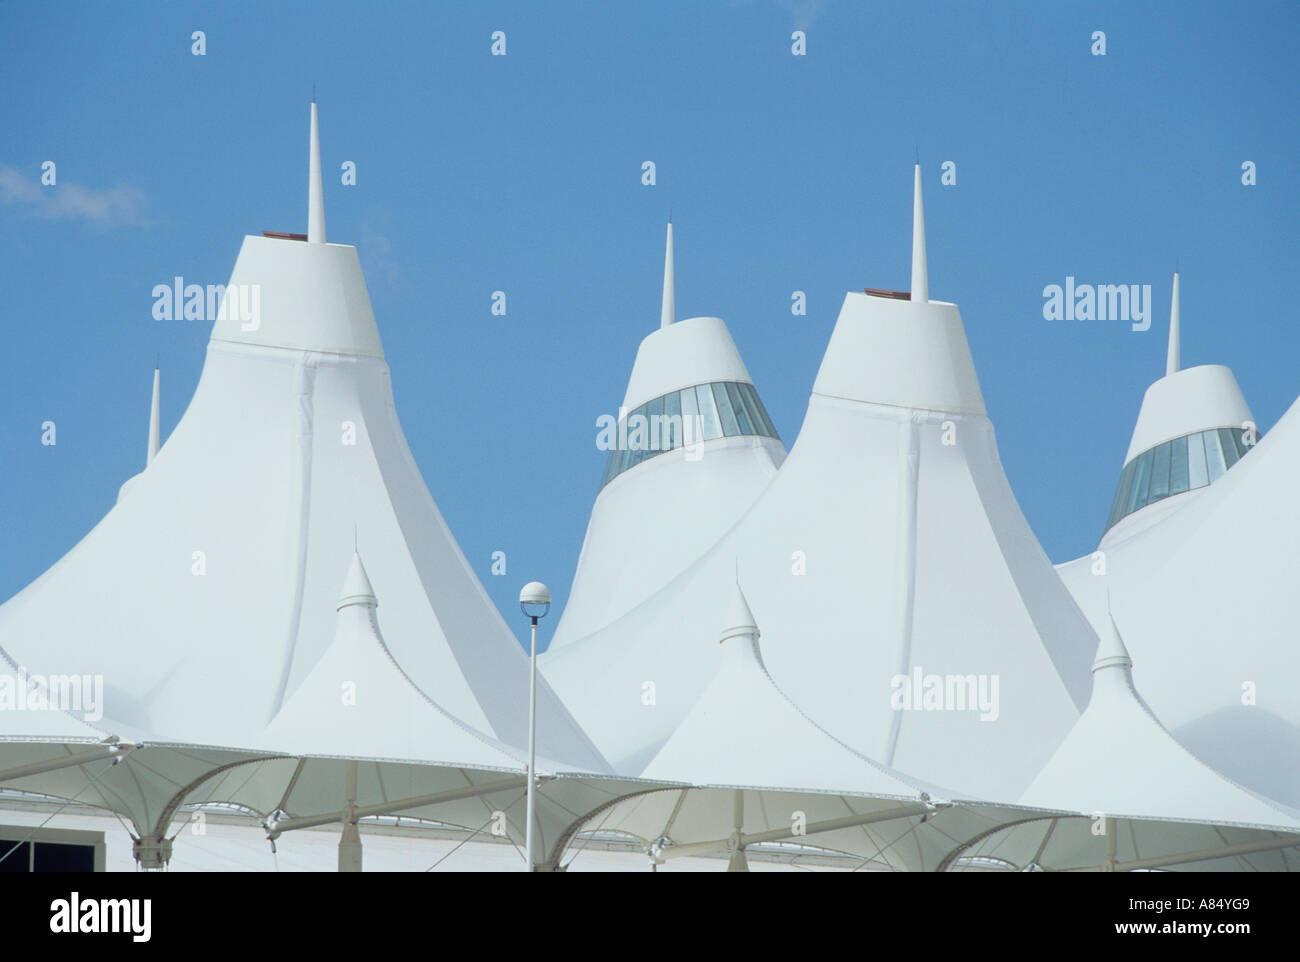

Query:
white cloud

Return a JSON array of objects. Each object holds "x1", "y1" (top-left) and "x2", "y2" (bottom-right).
[
  {"x1": 0, "y1": 165, "x2": 147, "y2": 225},
  {"x1": 780, "y1": 0, "x2": 829, "y2": 31},
  {"x1": 729, "y1": 0, "x2": 829, "y2": 31}
]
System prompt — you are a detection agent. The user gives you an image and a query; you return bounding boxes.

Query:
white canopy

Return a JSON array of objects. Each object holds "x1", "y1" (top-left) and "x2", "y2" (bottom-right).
[
  {"x1": 1060, "y1": 391, "x2": 1300, "y2": 810},
  {"x1": 0, "y1": 104, "x2": 617, "y2": 869},
  {"x1": 545, "y1": 169, "x2": 1096, "y2": 801},
  {"x1": 1021, "y1": 612, "x2": 1300, "y2": 832},
  {"x1": 640, "y1": 582, "x2": 937, "y2": 801},
  {"x1": 551, "y1": 224, "x2": 785, "y2": 648},
  {"x1": 0, "y1": 104, "x2": 603, "y2": 776},
  {"x1": 253, "y1": 552, "x2": 541, "y2": 772},
  {"x1": 1059, "y1": 276, "x2": 1300, "y2": 811}
]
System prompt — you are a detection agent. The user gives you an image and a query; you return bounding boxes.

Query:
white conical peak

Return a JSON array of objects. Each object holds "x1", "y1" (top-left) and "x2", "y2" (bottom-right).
[
  {"x1": 660, "y1": 220, "x2": 675, "y2": 329},
  {"x1": 718, "y1": 580, "x2": 759, "y2": 645},
  {"x1": 146, "y1": 368, "x2": 160, "y2": 466},
  {"x1": 1021, "y1": 601, "x2": 1300, "y2": 831},
  {"x1": 337, "y1": 551, "x2": 377, "y2": 610},
  {"x1": 1092, "y1": 612, "x2": 1134, "y2": 673},
  {"x1": 910, "y1": 164, "x2": 928, "y2": 303},
  {"x1": 1166, "y1": 272, "x2": 1180, "y2": 377},
  {"x1": 308, "y1": 101, "x2": 326, "y2": 244}
]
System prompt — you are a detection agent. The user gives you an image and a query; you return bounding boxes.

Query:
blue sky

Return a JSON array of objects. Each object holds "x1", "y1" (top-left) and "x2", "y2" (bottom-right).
[{"x1": 1, "y1": 1, "x2": 1296, "y2": 650}]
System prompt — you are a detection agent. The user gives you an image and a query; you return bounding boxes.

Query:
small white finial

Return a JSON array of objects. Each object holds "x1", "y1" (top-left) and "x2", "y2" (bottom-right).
[
  {"x1": 1166, "y1": 272, "x2": 1180, "y2": 377},
  {"x1": 337, "y1": 552, "x2": 377, "y2": 611},
  {"x1": 660, "y1": 221, "x2": 675, "y2": 329},
  {"x1": 1095, "y1": 592, "x2": 1133, "y2": 673},
  {"x1": 308, "y1": 102, "x2": 326, "y2": 244},
  {"x1": 147, "y1": 367, "x2": 161, "y2": 466},
  {"x1": 910, "y1": 164, "x2": 928, "y2": 303},
  {"x1": 719, "y1": 581, "x2": 759, "y2": 645},
  {"x1": 1093, "y1": 613, "x2": 1134, "y2": 673}
]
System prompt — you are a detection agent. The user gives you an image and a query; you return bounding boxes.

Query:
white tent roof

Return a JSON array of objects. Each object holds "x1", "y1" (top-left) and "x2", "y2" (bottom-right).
[
  {"x1": 545, "y1": 170, "x2": 1096, "y2": 800},
  {"x1": 639, "y1": 583, "x2": 935, "y2": 800},
  {"x1": 1020, "y1": 612, "x2": 1300, "y2": 831},
  {"x1": 1060, "y1": 389, "x2": 1300, "y2": 809},
  {"x1": 0, "y1": 104, "x2": 604, "y2": 775},
  {"x1": 549, "y1": 223, "x2": 785, "y2": 647},
  {"x1": 1098, "y1": 274, "x2": 1255, "y2": 545},
  {"x1": 1056, "y1": 272, "x2": 1298, "y2": 810},
  {"x1": 252, "y1": 552, "x2": 533, "y2": 772}
]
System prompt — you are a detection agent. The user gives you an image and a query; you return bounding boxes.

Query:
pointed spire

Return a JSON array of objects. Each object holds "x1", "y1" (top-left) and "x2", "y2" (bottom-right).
[
  {"x1": 1093, "y1": 612, "x2": 1134, "y2": 674},
  {"x1": 308, "y1": 101, "x2": 326, "y2": 245},
  {"x1": 147, "y1": 367, "x2": 160, "y2": 466},
  {"x1": 337, "y1": 552, "x2": 377, "y2": 611},
  {"x1": 660, "y1": 220, "x2": 675, "y2": 329},
  {"x1": 719, "y1": 581, "x2": 759, "y2": 645},
  {"x1": 910, "y1": 164, "x2": 928, "y2": 303},
  {"x1": 1165, "y1": 272, "x2": 1180, "y2": 377}
]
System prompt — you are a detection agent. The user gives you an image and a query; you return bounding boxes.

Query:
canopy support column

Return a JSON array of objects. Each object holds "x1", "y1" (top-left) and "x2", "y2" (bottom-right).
[
  {"x1": 338, "y1": 759, "x2": 362, "y2": 873},
  {"x1": 725, "y1": 790, "x2": 749, "y2": 872},
  {"x1": 130, "y1": 753, "x2": 290, "y2": 870},
  {"x1": 131, "y1": 835, "x2": 173, "y2": 870}
]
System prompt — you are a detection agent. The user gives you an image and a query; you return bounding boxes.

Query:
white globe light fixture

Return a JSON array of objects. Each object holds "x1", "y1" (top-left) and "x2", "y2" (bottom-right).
[
  {"x1": 519, "y1": 581, "x2": 551, "y2": 620},
  {"x1": 518, "y1": 581, "x2": 551, "y2": 871}
]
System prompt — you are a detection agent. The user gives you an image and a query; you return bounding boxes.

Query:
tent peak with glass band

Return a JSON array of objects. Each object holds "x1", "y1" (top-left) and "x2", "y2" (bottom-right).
[{"x1": 1100, "y1": 273, "x2": 1255, "y2": 544}]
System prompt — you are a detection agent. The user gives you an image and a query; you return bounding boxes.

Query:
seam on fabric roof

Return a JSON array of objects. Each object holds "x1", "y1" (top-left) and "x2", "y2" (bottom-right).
[
  {"x1": 208, "y1": 336, "x2": 383, "y2": 361},
  {"x1": 809, "y1": 388, "x2": 982, "y2": 419},
  {"x1": 884, "y1": 416, "x2": 920, "y2": 768},
  {"x1": 268, "y1": 353, "x2": 319, "y2": 721}
]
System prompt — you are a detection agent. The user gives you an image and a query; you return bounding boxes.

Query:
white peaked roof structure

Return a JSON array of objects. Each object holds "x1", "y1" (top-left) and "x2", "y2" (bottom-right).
[
  {"x1": 557, "y1": 585, "x2": 1062, "y2": 872},
  {"x1": 199, "y1": 555, "x2": 656, "y2": 873},
  {"x1": 943, "y1": 613, "x2": 1300, "y2": 872},
  {"x1": 0, "y1": 102, "x2": 605, "y2": 772},
  {"x1": 640, "y1": 582, "x2": 929, "y2": 798},
  {"x1": 1096, "y1": 273, "x2": 1255, "y2": 545},
  {"x1": 548, "y1": 222, "x2": 787, "y2": 646},
  {"x1": 1056, "y1": 273, "x2": 1300, "y2": 810},
  {"x1": 1059, "y1": 396, "x2": 1300, "y2": 811},
  {"x1": 545, "y1": 168, "x2": 1097, "y2": 798},
  {"x1": 1020, "y1": 612, "x2": 1300, "y2": 832},
  {"x1": 253, "y1": 552, "x2": 530, "y2": 770},
  {"x1": 7, "y1": 104, "x2": 1297, "y2": 873}
]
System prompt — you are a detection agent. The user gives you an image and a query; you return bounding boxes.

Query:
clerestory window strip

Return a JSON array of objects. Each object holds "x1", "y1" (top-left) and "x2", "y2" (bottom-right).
[
  {"x1": 1102, "y1": 425, "x2": 1257, "y2": 536},
  {"x1": 599, "y1": 381, "x2": 781, "y2": 489}
]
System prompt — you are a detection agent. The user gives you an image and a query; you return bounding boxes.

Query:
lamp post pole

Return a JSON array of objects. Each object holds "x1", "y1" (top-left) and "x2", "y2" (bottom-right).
[
  {"x1": 525, "y1": 611, "x2": 538, "y2": 871},
  {"x1": 519, "y1": 582, "x2": 550, "y2": 872}
]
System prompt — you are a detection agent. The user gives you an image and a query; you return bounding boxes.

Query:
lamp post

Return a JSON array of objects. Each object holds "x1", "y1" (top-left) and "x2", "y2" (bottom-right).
[{"x1": 519, "y1": 581, "x2": 550, "y2": 872}]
